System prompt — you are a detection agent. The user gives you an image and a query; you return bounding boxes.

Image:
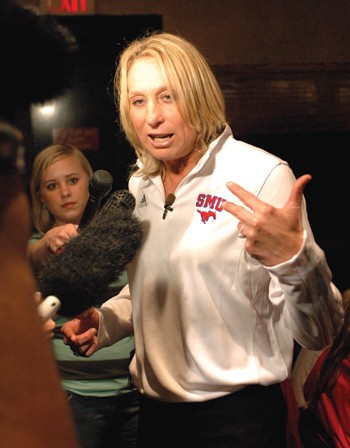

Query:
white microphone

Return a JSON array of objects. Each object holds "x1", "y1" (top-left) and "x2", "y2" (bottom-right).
[
  {"x1": 37, "y1": 295, "x2": 61, "y2": 321},
  {"x1": 162, "y1": 193, "x2": 176, "y2": 220}
]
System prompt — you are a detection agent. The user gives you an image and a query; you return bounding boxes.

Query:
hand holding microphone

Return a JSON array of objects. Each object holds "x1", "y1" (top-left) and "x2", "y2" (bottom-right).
[
  {"x1": 50, "y1": 169, "x2": 113, "y2": 254},
  {"x1": 35, "y1": 170, "x2": 113, "y2": 260},
  {"x1": 44, "y1": 223, "x2": 79, "y2": 255},
  {"x1": 37, "y1": 169, "x2": 115, "y2": 317},
  {"x1": 35, "y1": 292, "x2": 60, "y2": 339},
  {"x1": 38, "y1": 189, "x2": 144, "y2": 317}
]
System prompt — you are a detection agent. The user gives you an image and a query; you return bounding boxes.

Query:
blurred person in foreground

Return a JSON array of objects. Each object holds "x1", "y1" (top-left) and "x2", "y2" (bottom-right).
[
  {"x1": 0, "y1": 0, "x2": 80, "y2": 445},
  {"x1": 62, "y1": 32, "x2": 343, "y2": 448},
  {"x1": 29, "y1": 143, "x2": 139, "y2": 448},
  {"x1": 0, "y1": 122, "x2": 79, "y2": 447}
]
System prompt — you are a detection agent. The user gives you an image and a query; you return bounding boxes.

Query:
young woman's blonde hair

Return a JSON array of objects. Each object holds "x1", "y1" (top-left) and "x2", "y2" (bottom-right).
[
  {"x1": 30, "y1": 144, "x2": 93, "y2": 234},
  {"x1": 114, "y1": 31, "x2": 227, "y2": 178}
]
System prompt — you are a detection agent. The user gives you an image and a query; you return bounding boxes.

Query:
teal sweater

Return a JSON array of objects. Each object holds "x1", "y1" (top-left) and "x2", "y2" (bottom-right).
[{"x1": 29, "y1": 233, "x2": 135, "y2": 397}]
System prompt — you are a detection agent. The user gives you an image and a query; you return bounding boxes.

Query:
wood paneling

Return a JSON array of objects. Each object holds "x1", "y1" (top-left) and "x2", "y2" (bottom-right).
[{"x1": 215, "y1": 63, "x2": 350, "y2": 135}]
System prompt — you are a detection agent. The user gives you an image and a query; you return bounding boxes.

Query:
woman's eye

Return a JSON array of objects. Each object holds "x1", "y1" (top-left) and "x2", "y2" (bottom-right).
[
  {"x1": 132, "y1": 98, "x2": 144, "y2": 106},
  {"x1": 68, "y1": 177, "x2": 79, "y2": 185},
  {"x1": 47, "y1": 183, "x2": 57, "y2": 191}
]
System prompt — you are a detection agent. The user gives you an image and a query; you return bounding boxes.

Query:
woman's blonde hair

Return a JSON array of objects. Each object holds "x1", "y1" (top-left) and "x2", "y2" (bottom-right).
[
  {"x1": 114, "y1": 31, "x2": 227, "y2": 178},
  {"x1": 30, "y1": 144, "x2": 93, "y2": 234}
]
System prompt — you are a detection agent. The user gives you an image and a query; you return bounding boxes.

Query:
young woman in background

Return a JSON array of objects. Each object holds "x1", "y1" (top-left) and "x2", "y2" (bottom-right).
[{"x1": 29, "y1": 144, "x2": 139, "y2": 448}]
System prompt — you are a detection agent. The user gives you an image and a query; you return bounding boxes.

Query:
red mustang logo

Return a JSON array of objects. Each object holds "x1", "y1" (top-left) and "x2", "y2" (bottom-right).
[{"x1": 197, "y1": 210, "x2": 216, "y2": 224}]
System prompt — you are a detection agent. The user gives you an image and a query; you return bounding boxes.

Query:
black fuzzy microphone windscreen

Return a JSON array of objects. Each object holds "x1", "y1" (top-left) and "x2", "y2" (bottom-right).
[{"x1": 38, "y1": 190, "x2": 143, "y2": 317}]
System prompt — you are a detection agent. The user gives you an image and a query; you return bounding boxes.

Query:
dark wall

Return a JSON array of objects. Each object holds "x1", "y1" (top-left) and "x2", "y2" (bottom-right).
[
  {"x1": 29, "y1": 14, "x2": 162, "y2": 190},
  {"x1": 216, "y1": 63, "x2": 350, "y2": 293},
  {"x1": 19, "y1": 0, "x2": 350, "y2": 66},
  {"x1": 242, "y1": 131, "x2": 349, "y2": 293}
]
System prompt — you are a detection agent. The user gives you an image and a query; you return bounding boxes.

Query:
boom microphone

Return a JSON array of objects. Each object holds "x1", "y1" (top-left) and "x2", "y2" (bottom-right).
[
  {"x1": 38, "y1": 190, "x2": 143, "y2": 317},
  {"x1": 79, "y1": 170, "x2": 113, "y2": 229}
]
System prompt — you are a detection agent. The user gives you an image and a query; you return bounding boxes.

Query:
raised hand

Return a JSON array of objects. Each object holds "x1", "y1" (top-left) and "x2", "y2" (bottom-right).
[{"x1": 222, "y1": 174, "x2": 312, "y2": 266}]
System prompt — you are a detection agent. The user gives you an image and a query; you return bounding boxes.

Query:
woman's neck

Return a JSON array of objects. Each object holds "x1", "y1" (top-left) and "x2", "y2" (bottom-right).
[{"x1": 162, "y1": 150, "x2": 201, "y2": 195}]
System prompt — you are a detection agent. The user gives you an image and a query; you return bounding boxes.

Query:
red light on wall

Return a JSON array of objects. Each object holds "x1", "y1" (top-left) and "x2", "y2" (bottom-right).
[{"x1": 53, "y1": 127, "x2": 100, "y2": 150}]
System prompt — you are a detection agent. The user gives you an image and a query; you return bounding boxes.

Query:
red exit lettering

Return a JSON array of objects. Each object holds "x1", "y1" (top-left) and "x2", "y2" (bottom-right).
[{"x1": 47, "y1": 0, "x2": 87, "y2": 13}]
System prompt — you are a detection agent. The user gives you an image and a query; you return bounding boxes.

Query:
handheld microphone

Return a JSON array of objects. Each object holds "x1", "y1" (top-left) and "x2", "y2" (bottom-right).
[
  {"x1": 37, "y1": 295, "x2": 61, "y2": 321},
  {"x1": 102, "y1": 188, "x2": 136, "y2": 213},
  {"x1": 79, "y1": 169, "x2": 113, "y2": 229},
  {"x1": 162, "y1": 193, "x2": 176, "y2": 220},
  {"x1": 38, "y1": 190, "x2": 143, "y2": 317}
]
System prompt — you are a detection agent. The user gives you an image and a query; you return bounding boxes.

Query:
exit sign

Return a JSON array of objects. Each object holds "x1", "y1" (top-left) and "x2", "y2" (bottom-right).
[{"x1": 40, "y1": 0, "x2": 95, "y2": 14}]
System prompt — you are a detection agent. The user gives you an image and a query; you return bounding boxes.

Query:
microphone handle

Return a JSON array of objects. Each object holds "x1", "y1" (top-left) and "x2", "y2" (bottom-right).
[
  {"x1": 79, "y1": 195, "x2": 103, "y2": 229},
  {"x1": 79, "y1": 170, "x2": 114, "y2": 230}
]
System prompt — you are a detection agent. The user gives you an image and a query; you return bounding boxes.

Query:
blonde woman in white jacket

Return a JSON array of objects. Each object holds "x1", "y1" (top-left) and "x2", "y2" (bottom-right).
[{"x1": 62, "y1": 32, "x2": 343, "y2": 448}]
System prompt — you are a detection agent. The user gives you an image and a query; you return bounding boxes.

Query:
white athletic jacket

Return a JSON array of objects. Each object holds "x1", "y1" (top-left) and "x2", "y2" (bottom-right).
[{"x1": 98, "y1": 125, "x2": 343, "y2": 402}]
